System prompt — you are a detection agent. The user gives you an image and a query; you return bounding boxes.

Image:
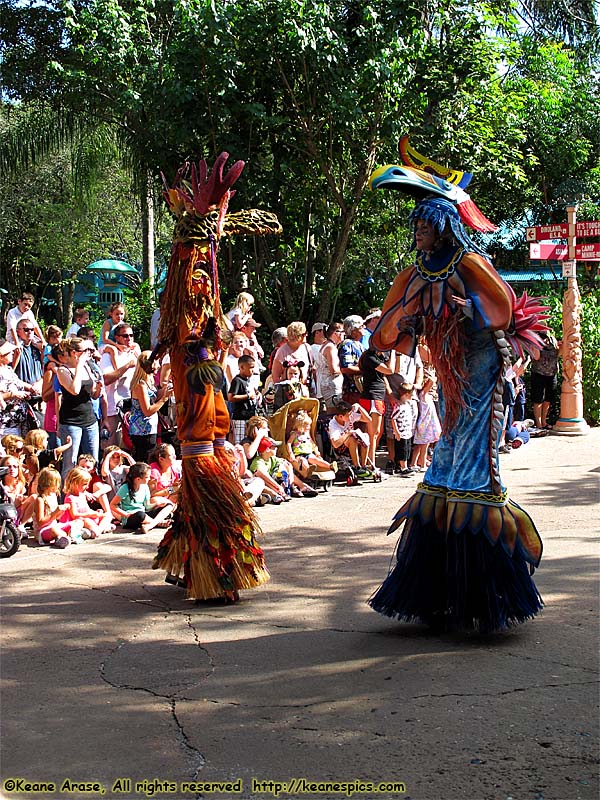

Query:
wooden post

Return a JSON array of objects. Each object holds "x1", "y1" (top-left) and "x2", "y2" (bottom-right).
[{"x1": 553, "y1": 206, "x2": 589, "y2": 435}]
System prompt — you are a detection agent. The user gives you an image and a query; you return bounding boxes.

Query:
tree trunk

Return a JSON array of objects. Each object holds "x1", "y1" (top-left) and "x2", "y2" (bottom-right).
[
  {"x1": 141, "y1": 172, "x2": 155, "y2": 286},
  {"x1": 315, "y1": 151, "x2": 378, "y2": 321},
  {"x1": 65, "y1": 281, "x2": 75, "y2": 330}
]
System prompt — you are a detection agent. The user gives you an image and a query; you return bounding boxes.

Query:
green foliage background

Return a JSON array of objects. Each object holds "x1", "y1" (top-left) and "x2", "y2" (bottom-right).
[
  {"x1": 1, "y1": 0, "x2": 599, "y2": 422},
  {"x1": 542, "y1": 286, "x2": 600, "y2": 425}
]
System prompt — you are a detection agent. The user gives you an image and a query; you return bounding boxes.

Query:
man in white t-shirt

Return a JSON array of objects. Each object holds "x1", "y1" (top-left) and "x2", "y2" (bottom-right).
[{"x1": 5, "y1": 292, "x2": 46, "y2": 350}]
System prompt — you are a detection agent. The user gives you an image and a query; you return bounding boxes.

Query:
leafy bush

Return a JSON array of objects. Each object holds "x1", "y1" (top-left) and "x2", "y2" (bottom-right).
[{"x1": 123, "y1": 280, "x2": 157, "y2": 351}]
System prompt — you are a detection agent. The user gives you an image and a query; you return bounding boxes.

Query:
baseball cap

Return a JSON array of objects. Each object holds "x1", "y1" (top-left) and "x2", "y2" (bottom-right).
[
  {"x1": 343, "y1": 315, "x2": 365, "y2": 333},
  {"x1": 257, "y1": 436, "x2": 281, "y2": 454},
  {"x1": 0, "y1": 339, "x2": 17, "y2": 357},
  {"x1": 243, "y1": 318, "x2": 261, "y2": 328},
  {"x1": 311, "y1": 322, "x2": 327, "y2": 333}
]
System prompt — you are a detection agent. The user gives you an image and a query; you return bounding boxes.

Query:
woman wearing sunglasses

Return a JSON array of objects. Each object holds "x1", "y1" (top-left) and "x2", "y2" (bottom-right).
[{"x1": 54, "y1": 337, "x2": 103, "y2": 476}]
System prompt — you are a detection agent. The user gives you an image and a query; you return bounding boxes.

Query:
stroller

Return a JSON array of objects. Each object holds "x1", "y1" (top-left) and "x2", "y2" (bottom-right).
[{"x1": 268, "y1": 398, "x2": 336, "y2": 492}]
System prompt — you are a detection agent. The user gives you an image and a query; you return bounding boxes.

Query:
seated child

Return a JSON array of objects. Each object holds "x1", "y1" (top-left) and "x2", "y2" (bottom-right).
[
  {"x1": 21, "y1": 445, "x2": 40, "y2": 495},
  {"x1": 328, "y1": 400, "x2": 371, "y2": 476},
  {"x1": 76, "y1": 453, "x2": 112, "y2": 514},
  {"x1": 33, "y1": 466, "x2": 83, "y2": 547},
  {"x1": 249, "y1": 436, "x2": 318, "y2": 499},
  {"x1": 272, "y1": 359, "x2": 309, "y2": 411},
  {"x1": 24, "y1": 428, "x2": 72, "y2": 470},
  {"x1": 240, "y1": 417, "x2": 287, "y2": 503},
  {"x1": 0, "y1": 454, "x2": 36, "y2": 532},
  {"x1": 222, "y1": 440, "x2": 268, "y2": 507},
  {"x1": 101, "y1": 445, "x2": 135, "y2": 500},
  {"x1": 505, "y1": 420, "x2": 531, "y2": 450},
  {"x1": 148, "y1": 443, "x2": 181, "y2": 505},
  {"x1": 109, "y1": 461, "x2": 174, "y2": 533},
  {"x1": 62, "y1": 467, "x2": 114, "y2": 538},
  {"x1": 286, "y1": 409, "x2": 335, "y2": 477}
]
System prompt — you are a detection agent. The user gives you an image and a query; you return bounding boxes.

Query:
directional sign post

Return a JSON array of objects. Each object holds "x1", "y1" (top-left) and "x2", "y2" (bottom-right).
[
  {"x1": 526, "y1": 209, "x2": 599, "y2": 434},
  {"x1": 555, "y1": 207, "x2": 589, "y2": 435}
]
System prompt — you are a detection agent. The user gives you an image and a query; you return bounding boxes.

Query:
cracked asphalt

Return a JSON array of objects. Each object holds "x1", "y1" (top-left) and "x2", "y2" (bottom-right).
[{"x1": 1, "y1": 429, "x2": 598, "y2": 800}]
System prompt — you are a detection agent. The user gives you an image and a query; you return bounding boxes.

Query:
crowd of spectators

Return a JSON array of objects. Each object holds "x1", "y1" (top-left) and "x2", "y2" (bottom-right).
[{"x1": 1, "y1": 289, "x2": 558, "y2": 548}]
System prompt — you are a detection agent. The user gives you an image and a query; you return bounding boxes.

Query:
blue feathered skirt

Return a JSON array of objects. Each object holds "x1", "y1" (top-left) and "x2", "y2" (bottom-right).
[{"x1": 369, "y1": 329, "x2": 543, "y2": 632}]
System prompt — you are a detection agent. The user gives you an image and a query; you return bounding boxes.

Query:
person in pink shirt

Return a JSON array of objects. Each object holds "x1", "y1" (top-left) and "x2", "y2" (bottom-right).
[
  {"x1": 62, "y1": 467, "x2": 114, "y2": 537},
  {"x1": 271, "y1": 321, "x2": 312, "y2": 386}
]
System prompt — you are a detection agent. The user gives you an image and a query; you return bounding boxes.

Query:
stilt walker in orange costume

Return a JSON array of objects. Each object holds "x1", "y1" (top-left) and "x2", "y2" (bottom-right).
[{"x1": 152, "y1": 153, "x2": 281, "y2": 601}]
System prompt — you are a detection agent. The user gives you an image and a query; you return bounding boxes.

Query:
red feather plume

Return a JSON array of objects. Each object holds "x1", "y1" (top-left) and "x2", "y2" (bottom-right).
[{"x1": 506, "y1": 291, "x2": 550, "y2": 360}]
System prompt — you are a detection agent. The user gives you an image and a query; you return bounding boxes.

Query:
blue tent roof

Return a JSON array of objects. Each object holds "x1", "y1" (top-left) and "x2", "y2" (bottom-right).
[
  {"x1": 497, "y1": 268, "x2": 565, "y2": 282},
  {"x1": 86, "y1": 259, "x2": 139, "y2": 274}
]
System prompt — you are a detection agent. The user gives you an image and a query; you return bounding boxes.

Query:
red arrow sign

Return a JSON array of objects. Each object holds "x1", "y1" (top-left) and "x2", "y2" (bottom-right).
[
  {"x1": 529, "y1": 243, "x2": 568, "y2": 259},
  {"x1": 526, "y1": 220, "x2": 600, "y2": 241},
  {"x1": 576, "y1": 220, "x2": 600, "y2": 238},
  {"x1": 576, "y1": 242, "x2": 600, "y2": 260},
  {"x1": 530, "y1": 242, "x2": 600, "y2": 261},
  {"x1": 526, "y1": 224, "x2": 568, "y2": 242}
]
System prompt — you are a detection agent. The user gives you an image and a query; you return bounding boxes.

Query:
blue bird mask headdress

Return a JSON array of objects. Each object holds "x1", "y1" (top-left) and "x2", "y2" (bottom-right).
[{"x1": 369, "y1": 136, "x2": 497, "y2": 252}]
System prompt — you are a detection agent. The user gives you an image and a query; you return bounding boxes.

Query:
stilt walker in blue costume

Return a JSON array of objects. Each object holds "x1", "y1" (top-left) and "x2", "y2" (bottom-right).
[{"x1": 368, "y1": 138, "x2": 548, "y2": 632}]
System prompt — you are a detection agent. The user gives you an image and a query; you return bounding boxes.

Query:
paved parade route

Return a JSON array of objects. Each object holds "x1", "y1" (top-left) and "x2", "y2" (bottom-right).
[{"x1": 1, "y1": 430, "x2": 599, "y2": 800}]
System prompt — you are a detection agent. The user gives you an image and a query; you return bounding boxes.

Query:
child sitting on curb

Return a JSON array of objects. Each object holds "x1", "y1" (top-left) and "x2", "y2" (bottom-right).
[
  {"x1": 109, "y1": 462, "x2": 174, "y2": 534},
  {"x1": 328, "y1": 400, "x2": 371, "y2": 477},
  {"x1": 249, "y1": 436, "x2": 318, "y2": 499},
  {"x1": 286, "y1": 409, "x2": 335, "y2": 478},
  {"x1": 33, "y1": 467, "x2": 83, "y2": 547},
  {"x1": 62, "y1": 466, "x2": 114, "y2": 538}
]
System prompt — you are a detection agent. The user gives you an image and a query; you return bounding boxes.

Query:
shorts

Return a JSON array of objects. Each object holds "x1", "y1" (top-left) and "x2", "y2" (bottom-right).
[
  {"x1": 394, "y1": 437, "x2": 412, "y2": 462},
  {"x1": 358, "y1": 398, "x2": 385, "y2": 416},
  {"x1": 231, "y1": 418, "x2": 249, "y2": 444},
  {"x1": 122, "y1": 507, "x2": 161, "y2": 530},
  {"x1": 331, "y1": 430, "x2": 369, "y2": 456},
  {"x1": 530, "y1": 373, "x2": 556, "y2": 405},
  {"x1": 384, "y1": 396, "x2": 396, "y2": 438},
  {"x1": 37, "y1": 520, "x2": 78, "y2": 544}
]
